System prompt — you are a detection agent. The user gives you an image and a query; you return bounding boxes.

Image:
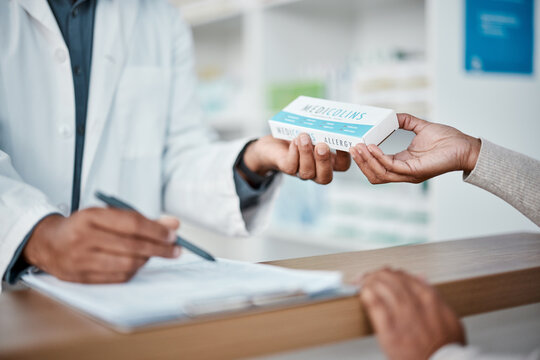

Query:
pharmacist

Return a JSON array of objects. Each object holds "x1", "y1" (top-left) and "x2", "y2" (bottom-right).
[{"x1": 0, "y1": 0, "x2": 351, "y2": 288}]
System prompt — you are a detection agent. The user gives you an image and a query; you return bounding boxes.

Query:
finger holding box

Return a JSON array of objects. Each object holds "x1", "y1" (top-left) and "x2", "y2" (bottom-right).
[
  {"x1": 240, "y1": 133, "x2": 350, "y2": 186},
  {"x1": 350, "y1": 113, "x2": 481, "y2": 184}
]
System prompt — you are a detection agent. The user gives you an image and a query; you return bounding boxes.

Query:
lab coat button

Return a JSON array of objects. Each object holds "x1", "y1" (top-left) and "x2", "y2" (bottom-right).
[
  {"x1": 58, "y1": 124, "x2": 73, "y2": 138},
  {"x1": 55, "y1": 49, "x2": 67, "y2": 63}
]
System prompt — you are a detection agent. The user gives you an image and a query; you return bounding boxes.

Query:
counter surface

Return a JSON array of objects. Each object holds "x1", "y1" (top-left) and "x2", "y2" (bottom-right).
[{"x1": 1, "y1": 232, "x2": 539, "y2": 360}]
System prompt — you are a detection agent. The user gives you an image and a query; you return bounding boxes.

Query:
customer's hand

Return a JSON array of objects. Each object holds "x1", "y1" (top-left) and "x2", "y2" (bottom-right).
[
  {"x1": 23, "y1": 209, "x2": 181, "y2": 283},
  {"x1": 241, "y1": 134, "x2": 351, "y2": 185},
  {"x1": 360, "y1": 268, "x2": 466, "y2": 360},
  {"x1": 350, "y1": 113, "x2": 481, "y2": 184}
]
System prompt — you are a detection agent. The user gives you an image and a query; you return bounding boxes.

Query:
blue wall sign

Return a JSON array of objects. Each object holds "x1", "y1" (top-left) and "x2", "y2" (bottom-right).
[{"x1": 465, "y1": 0, "x2": 534, "y2": 75}]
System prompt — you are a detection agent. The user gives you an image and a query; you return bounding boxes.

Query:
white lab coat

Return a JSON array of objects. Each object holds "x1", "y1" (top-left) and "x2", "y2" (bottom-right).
[{"x1": 0, "y1": 0, "x2": 281, "y2": 287}]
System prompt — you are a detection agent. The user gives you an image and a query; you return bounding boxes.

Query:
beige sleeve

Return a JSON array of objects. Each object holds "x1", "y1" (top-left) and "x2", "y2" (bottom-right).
[{"x1": 463, "y1": 139, "x2": 540, "y2": 226}]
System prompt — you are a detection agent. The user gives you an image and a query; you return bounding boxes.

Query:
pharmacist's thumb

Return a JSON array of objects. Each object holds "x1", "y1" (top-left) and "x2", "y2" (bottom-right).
[{"x1": 397, "y1": 113, "x2": 429, "y2": 134}]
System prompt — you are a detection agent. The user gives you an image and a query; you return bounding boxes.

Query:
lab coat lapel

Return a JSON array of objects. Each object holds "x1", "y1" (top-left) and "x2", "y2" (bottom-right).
[
  {"x1": 17, "y1": 0, "x2": 64, "y2": 41},
  {"x1": 82, "y1": 1, "x2": 139, "y2": 193}
]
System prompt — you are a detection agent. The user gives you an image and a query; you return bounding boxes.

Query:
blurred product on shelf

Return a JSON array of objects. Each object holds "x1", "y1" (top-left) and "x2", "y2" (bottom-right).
[
  {"x1": 173, "y1": 0, "x2": 244, "y2": 26},
  {"x1": 267, "y1": 81, "x2": 326, "y2": 114},
  {"x1": 197, "y1": 66, "x2": 247, "y2": 139},
  {"x1": 268, "y1": 174, "x2": 430, "y2": 250},
  {"x1": 352, "y1": 51, "x2": 430, "y2": 119}
]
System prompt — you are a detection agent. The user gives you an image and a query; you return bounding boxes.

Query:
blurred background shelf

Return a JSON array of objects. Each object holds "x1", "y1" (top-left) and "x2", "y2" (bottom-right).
[{"x1": 170, "y1": 0, "x2": 540, "y2": 259}]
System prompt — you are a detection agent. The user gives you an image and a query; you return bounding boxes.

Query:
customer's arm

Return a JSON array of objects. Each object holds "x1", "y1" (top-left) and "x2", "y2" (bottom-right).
[
  {"x1": 351, "y1": 114, "x2": 540, "y2": 226},
  {"x1": 463, "y1": 139, "x2": 540, "y2": 226}
]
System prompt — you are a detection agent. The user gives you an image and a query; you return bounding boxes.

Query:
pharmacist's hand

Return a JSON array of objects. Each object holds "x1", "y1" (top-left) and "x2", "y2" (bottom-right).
[
  {"x1": 22, "y1": 209, "x2": 181, "y2": 284},
  {"x1": 359, "y1": 268, "x2": 466, "y2": 360},
  {"x1": 241, "y1": 134, "x2": 351, "y2": 184},
  {"x1": 350, "y1": 113, "x2": 481, "y2": 184}
]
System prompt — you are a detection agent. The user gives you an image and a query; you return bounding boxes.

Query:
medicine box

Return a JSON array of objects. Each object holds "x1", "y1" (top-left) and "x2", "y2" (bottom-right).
[{"x1": 268, "y1": 96, "x2": 398, "y2": 152}]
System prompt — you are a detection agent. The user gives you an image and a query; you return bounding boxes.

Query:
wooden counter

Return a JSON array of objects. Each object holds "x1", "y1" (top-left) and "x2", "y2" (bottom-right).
[{"x1": 1, "y1": 232, "x2": 539, "y2": 360}]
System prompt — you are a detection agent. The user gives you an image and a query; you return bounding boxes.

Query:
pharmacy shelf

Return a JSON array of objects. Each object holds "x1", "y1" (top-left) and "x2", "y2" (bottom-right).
[
  {"x1": 263, "y1": 229, "x2": 428, "y2": 252},
  {"x1": 177, "y1": 0, "x2": 423, "y2": 26},
  {"x1": 173, "y1": 0, "x2": 435, "y2": 250},
  {"x1": 172, "y1": 0, "x2": 540, "y2": 247},
  {"x1": 174, "y1": 0, "x2": 243, "y2": 26}
]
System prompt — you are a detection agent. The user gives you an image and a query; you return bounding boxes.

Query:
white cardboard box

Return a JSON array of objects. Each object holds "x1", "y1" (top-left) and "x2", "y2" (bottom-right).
[{"x1": 268, "y1": 96, "x2": 398, "y2": 152}]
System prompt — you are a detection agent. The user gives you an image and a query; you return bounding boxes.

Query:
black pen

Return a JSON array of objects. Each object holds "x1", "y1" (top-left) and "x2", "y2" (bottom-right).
[{"x1": 95, "y1": 191, "x2": 216, "y2": 262}]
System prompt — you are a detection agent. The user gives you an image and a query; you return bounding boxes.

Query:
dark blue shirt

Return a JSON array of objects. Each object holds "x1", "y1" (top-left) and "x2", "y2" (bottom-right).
[{"x1": 48, "y1": 0, "x2": 97, "y2": 213}]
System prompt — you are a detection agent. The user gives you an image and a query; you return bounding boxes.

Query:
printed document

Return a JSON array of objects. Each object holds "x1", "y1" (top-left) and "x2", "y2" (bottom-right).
[{"x1": 23, "y1": 254, "x2": 343, "y2": 330}]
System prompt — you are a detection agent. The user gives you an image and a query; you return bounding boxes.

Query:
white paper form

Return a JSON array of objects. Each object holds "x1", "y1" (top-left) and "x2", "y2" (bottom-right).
[{"x1": 22, "y1": 254, "x2": 344, "y2": 330}]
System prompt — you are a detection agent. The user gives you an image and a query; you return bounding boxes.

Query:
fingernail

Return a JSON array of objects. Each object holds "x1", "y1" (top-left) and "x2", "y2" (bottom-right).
[
  {"x1": 350, "y1": 148, "x2": 357, "y2": 159},
  {"x1": 356, "y1": 146, "x2": 362, "y2": 155},
  {"x1": 168, "y1": 230, "x2": 176, "y2": 243},
  {"x1": 317, "y1": 145, "x2": 328, "y2": 156},
  {"x1": 362, "y1": 288, "x2": 373, "y2": 302},
  {"x1": 300, "y1": 134, "x2": 310, "y2": 146},
  {"x1": 173, "y1": 246, "x2": 182, "y2": 257}
]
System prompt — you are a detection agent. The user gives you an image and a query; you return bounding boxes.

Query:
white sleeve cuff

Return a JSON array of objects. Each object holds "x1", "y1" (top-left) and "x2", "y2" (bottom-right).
[
  {"x1": 0, "y1": 203, "x2": 60, "y2": 291},
  {"x1": 431, "y1": 344, "x2": 540, "y2": 360}
]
